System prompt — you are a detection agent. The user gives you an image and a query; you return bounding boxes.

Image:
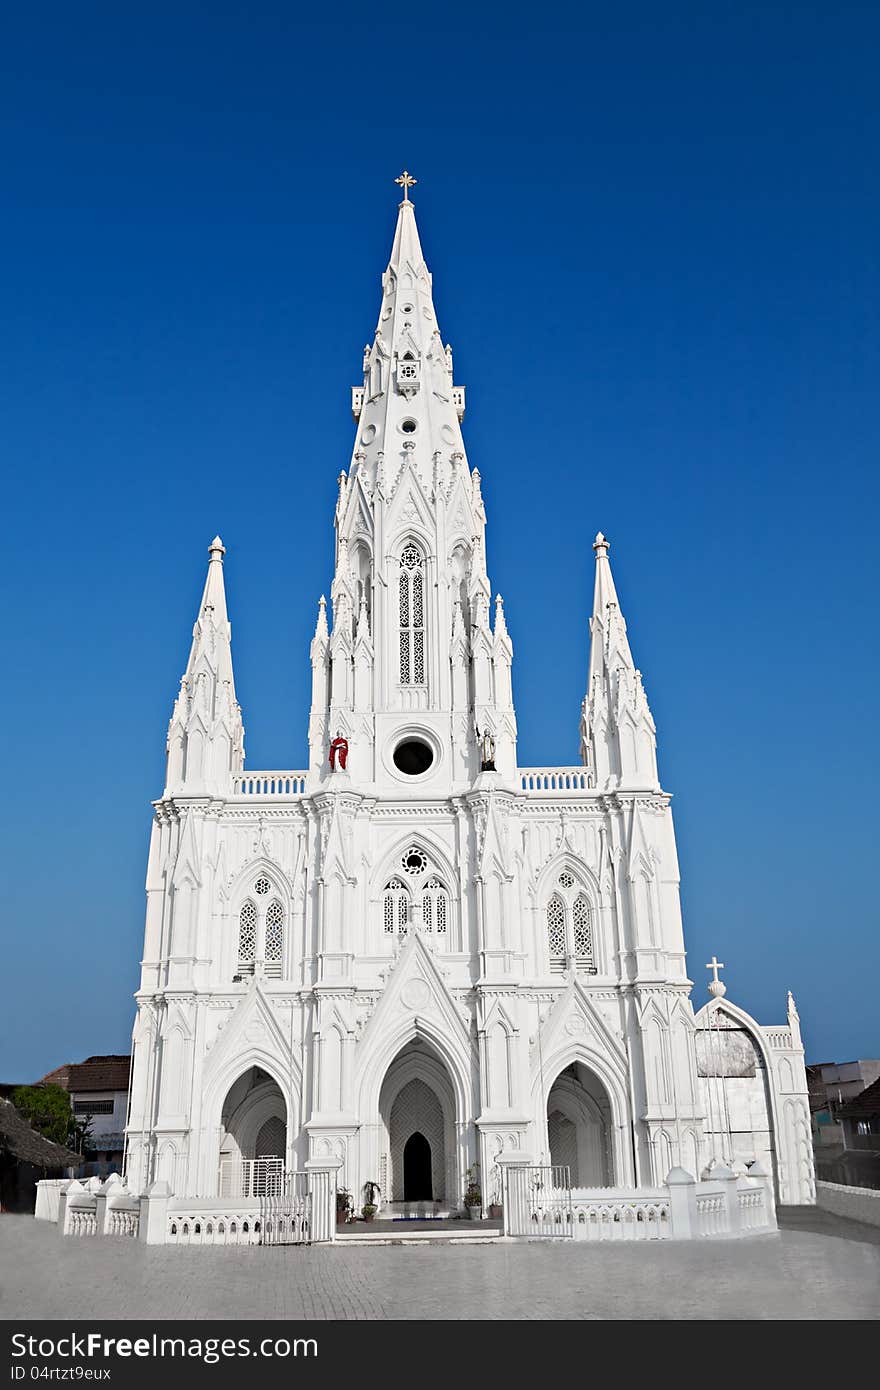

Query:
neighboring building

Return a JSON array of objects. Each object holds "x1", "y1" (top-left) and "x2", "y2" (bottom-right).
[
  {"x1": 123, "y1": 180, "x2": 816, "y2": 1216},
  {"x1": 807, "y1": 1059, "x2": 880, "y2": 1147},
  {"x1": 39, "y1": 1056, "x2": 131, "y2": 1178},
  {"x1": 810, "y1": 1066, "x2": 880, "y2": 1191},
  {"x1": 0, "y1": 1098, "x2": 80, "y2": 1212}
]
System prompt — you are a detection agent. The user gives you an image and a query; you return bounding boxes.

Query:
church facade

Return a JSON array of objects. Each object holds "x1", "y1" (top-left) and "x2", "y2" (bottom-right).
[{"x1": 123, "y1": 183, "x2": 815, "y2": 1218}]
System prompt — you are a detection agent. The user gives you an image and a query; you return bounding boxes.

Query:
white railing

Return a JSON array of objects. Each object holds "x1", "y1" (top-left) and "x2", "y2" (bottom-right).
[
  {"x1": 765, "y1": 1029, "x2": 793, "y2": 1049},
  {"x1": 218, "y1": 1156, "x2": 285, "y2": 1198},
  {"x1": 168, "y1": 1207, "x2": 263, "y2": 1246},
  {"x1": 519, "y1": 767, "x2": 591, "y2": 793},
  {"x1": 569, "y1": 1192, "x2": 671, "y2": 1242},
  {"x1": 231, "y1": 771, "x2": 308, "y2": 798},
  {"x1": 737, "y1": 1185, "x2": 767, "y2": 1231},
  {"x1": 695, "y1": 1190, "x2": 728, "y2": 1236},
  {"x1": 502, "y1": 1162, "x2": 776, "y2": 1241}
]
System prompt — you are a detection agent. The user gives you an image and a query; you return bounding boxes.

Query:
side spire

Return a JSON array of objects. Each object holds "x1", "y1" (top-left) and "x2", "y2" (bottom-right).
[
  {"x1": 580, "y1": 532, "x2": 658, "y2": 791},
  {"x1": 165, "y1": 536, "x2": 244, "y2": 794}
]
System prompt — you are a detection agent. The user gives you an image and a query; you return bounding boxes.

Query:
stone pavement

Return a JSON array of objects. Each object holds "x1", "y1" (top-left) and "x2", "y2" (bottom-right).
[{"x1": 0, "y1": 1209, "x2": 878, "y2": 1320}]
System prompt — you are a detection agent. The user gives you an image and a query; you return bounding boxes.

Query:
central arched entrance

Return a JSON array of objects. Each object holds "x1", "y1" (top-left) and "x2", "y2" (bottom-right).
[
  {"x1": 546, "y1": 1062, "x2": 613, "y2": 1188},
  {"x1": 379, "y1": 1041, "x2": 457, "y2": 1206},
  {"x1": 403, "y1": 1131, "x2": 433, "y2": 1199}
]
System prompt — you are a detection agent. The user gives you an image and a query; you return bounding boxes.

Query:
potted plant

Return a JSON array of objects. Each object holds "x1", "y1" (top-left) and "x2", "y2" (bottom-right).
[
  {"x1": 361, "y1": 1179, "x2": 380, "y2": 1222},
  {"x1": 463, "y1": 1163, "x2": 482, "y2": 1220},
  {"x1": 336, "y1": 1188, "x2": 353, "y2": 1225}
]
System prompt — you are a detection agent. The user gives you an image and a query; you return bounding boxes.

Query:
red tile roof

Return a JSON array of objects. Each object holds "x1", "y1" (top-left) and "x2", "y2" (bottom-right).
[{"x1": 36, "y1": 1056, "x2": 131, "y2": 1094}]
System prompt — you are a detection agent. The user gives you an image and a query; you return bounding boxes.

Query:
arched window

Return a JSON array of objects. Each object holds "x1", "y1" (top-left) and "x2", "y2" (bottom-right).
[
  {"x1": 381, "y1": 850, "x2": 452, "y2": 945},
  {"x1": 572, "y1": 894, "x2": 594, "y2": 970},
  {"x1": 422, "y1": 877, "x2": 449, "y2": 934},
  {"x1": 547, "y1": 895, "x2": 566, "y2": 965},
  {"x1": 238, "y1": 901, "x2": 257, "y2": 976},
  {"x1": 545, "y1": 872, "x2": 598, "y2": 974},
  {"x1": 384, "y1": 878, "x2": 409, "y2": 934},
  {"x1": 399, "y1": 543, "x2": 425, "y2": 685},
  {"x1": 264, "y1": 899, "x2": 284, "y2": 978}
]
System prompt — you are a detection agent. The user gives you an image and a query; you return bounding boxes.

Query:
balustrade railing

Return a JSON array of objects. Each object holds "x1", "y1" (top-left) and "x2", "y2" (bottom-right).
[
  {"x1": 519, "y1": 768, "x2": 591, "y2": 793},
  {"x1": 231, "y1": 772, "x2": 307, "y2": 798}
]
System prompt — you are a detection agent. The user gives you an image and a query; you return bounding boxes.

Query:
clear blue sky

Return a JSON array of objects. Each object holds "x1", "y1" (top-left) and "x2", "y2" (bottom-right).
[{"x1": 1, "y1": 2, "x2": 877, "y2": 1079}]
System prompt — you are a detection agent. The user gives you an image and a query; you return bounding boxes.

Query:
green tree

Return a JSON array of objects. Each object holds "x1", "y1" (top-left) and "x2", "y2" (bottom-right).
[{"x1": 11, "y1": 1084, "x2": 75, "y2": 1147}]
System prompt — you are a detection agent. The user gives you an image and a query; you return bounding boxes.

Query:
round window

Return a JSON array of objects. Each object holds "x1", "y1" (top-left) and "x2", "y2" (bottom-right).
[
  {"x1": 402, "y1": 303, "x2": 414, "y2": 314},
  {"x1": 401, "y1": 418, "x2": 417, "y2": 433},
  {"x1": 393, "y1": 738, "x2": 434, "y2": 776}
]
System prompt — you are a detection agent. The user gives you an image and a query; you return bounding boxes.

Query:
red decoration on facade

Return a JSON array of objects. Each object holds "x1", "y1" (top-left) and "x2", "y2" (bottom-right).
[{"x1": 329, "y1": 735, "x2": 349, "y2": 771}]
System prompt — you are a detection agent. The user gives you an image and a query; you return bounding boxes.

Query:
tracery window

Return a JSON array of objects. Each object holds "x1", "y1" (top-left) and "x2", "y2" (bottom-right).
[
  {"x1": 381, "y1": 849, "x2": 451, "y2": 944},
  {"x1": 546, "y1": 872, "x2": 597, "y2": 974},
  {"x1": 383, "y1": 878, "x2": 409, "y2": 934},
  {"x1": 399, "y1": 543, "x2": 425, "y2": 685},
  {"x1": 238, "y1": 900, "x2": 257, "y2": 975},
  {"x1": 264, "y1": 899, "x2": 284, "y2": 977},
  {"x1": 422, "y1": 876, "x2": 449, "y2": 934}
]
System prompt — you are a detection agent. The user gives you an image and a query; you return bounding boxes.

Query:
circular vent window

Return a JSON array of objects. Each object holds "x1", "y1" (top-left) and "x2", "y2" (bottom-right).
[
  {"x1": 393, "y1": 738, "x2": 434, "y2": 776},
  {"x1": 401, "y1": 418, "x2": 417, "y2": 433}
]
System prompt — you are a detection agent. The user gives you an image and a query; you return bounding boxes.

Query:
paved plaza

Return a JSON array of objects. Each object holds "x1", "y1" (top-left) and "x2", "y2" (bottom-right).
[{"x1": 1, "y1": 1209, "x2": 878, "y2": 1321}]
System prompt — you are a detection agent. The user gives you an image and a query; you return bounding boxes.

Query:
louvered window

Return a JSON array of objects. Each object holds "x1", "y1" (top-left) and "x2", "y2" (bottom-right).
[
  {"x1": 399, "y1": 544, "x2": 426, "y2": 685},
  {"x1": 573, "y1": 894, "x2": 594, "y2": 969},
  {"x1": 264, "y1": 900, "x2": 284, "y2": 977},
  {"x1": 547, "y1": 895, "x2": 566, "y2": 965},
  {"x1": 383, "y1": 878, "x2": 409, "y2": 934},
  {"x1": 238, "y1": 901, "x2": 257, "y2": 975},
  {"x1": 545, "y1": 872, "x2": 598, "y2": 974}
]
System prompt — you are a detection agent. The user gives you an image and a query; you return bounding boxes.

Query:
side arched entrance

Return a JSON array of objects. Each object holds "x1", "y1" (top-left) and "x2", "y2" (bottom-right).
[{"x1": 546, "y1": 1062, "x2": 614, "y2": 1188}]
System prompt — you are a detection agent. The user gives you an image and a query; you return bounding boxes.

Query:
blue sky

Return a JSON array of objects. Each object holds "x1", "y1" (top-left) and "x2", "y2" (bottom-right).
[{"x1": 1, "y1": 2, "x2": 878, "y2": 1079}]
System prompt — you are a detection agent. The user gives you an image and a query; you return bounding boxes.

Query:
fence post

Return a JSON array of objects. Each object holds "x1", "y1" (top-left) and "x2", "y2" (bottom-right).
[
  {"x1": 712, "y1": 1165, "x2": 740, "y2": 1235},
  {"x1": 138, "y1": 1179, "x2": 171, "y2": 1244},
  {"x1": 57, "y1": 1180, "x2": 80, "y2": 1236},
  {"x1": 496, "y1": 1152, "x2": 534, "y2": 1237},
  {"x1": 749, "y1": 1160, "x2": 777, "y2": 1232},
  {"x1": 305, "y1": 1159, "x2": 344, "y2": 1243},
  {"x1": 665, "y1": 1167, "x2": 697, "y2": 1239}
]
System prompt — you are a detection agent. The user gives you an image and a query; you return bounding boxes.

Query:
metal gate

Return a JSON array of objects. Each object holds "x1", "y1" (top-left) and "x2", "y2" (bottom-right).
[
  {"x1": 259, "y1": 1172, "x2": 311, "y2": 1245},
  {"x1": 503, "y1": 1164, "x2": 573, "y2": 1238}
]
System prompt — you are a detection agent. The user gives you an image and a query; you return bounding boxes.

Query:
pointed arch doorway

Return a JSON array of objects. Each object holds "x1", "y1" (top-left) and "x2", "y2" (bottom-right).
[
  {"x1": 378, "y1": 1041, "x2": 457, "y2": 1206},
  {"x1": 403, "y1": 1131, "x2": 433, "y2": 1200}
]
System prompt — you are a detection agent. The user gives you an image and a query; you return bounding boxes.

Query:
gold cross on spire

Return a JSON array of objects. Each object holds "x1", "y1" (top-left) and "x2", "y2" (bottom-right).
[{"x1": 395, "y1": 169, "x2": 417, "y2": 203}]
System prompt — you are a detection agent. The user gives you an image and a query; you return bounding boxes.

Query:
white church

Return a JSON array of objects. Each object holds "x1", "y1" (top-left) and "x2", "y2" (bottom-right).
[{"x1": 109, "y1": 176, "x2": 815, "y2": 1243}]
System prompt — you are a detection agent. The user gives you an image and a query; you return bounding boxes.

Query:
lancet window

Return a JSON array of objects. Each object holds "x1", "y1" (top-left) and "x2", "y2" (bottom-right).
[
  {"x1": 546, "y1": 871, "x2": 597, "y2": 973},
  {"x1": 237, "y1": 900, "x2": 257, "y2": 976},
  {"x1": 399, "y1": 543, "x2": 426, "y2": 685},
  {"x1": 235, "y1": 877, "x2": 285, "y2": 979},
  {"x1": 264, "y1": 900, "x2": 284, "y2": 977},
  {"x1": 382, "y1": 847, "x2": 451, "y2": 944}
]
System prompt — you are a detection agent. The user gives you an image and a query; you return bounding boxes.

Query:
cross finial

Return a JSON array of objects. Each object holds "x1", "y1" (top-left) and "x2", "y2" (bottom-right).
[
  {"x1": 706, "y1": 955, "x2": 727, "y2": 998},
  {"x1": 395, "y1": 169, "x2": 417, "y2": 203}
]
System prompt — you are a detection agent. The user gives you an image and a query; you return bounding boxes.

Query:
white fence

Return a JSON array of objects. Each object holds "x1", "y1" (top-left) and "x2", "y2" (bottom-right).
[
  {"x1": 218, "y1": 1156, "x2": 285, "y2": 1198},
  {"x1": 502, "y1": 1162, "x2": 776, "y2": 1241},
  {"x1": 45, "y1": 1158, "x2": 342, "y2": 1247}
]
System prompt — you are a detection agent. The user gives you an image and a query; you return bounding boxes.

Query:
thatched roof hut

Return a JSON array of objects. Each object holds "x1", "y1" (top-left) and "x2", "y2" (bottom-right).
[{"x1": 0, "y1": 1097, "x2": 81, "y2": 1169}]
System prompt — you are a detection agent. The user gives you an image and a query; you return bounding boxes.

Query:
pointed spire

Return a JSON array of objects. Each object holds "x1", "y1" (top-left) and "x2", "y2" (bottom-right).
[
  {"x1": 165, "y1": 535, "x2": 244, "y2": 794},
  {"x1": 389, "y1": 174, "x2": 426, "y2": 271},
  {"x1": 581, "y1": 532, "x2": 658, "y2": 790},
  {"x1": 588, "y1": 533, "x2": 634, "y2": 690},
  {"x1": 312, "y1": 594, "x2": 329, "y2": 645},
  {"x1": 494, "y1": 593, "x2": 509, "y2": 640}
]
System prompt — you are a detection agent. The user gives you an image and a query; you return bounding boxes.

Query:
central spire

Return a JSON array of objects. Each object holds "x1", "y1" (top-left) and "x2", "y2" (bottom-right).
[{"x1": 305, "y1": 178, "x2": 518, "y2": 787}]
